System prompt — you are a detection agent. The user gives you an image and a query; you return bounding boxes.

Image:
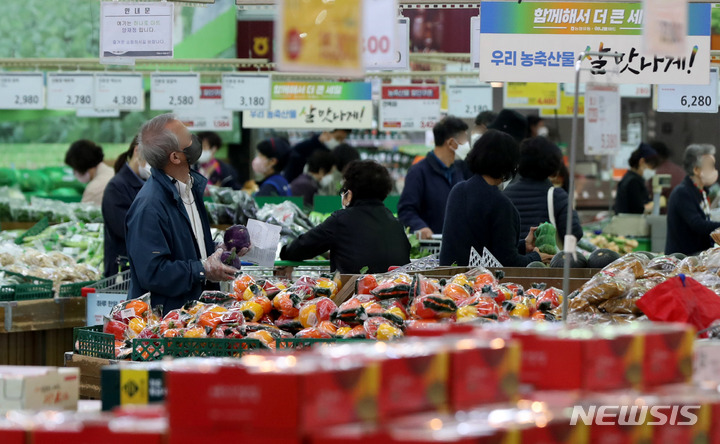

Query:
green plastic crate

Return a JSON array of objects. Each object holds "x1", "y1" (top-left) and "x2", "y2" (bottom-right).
[
  {"x1": 14, "y1": 217, "x2": 49, "y2": 245},
  {"x1": 275, "y1": 337, "x2": 371, "y2": 350},
  {"x1": 132, "y1": 337, "x2": 263, "y2": 361},
  {"x1": 0, "y1": 269, "x2": 54, "y2": 302},
  {"x1": 74, "y1": 325, "x2": 115, "y2": 360},
  {"x1": 58, "y1": 280, "x2": 96, "y2": 298},
  {"x1": 313, "y1": 195, "x2": 342, "y2": 213},
  {"x1": 384, "y1": 195, "x2": 400, "y2": 214}
]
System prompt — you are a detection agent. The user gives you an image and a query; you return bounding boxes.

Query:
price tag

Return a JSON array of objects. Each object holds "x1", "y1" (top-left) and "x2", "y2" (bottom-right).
[
  {"x1": 363, "y1": 0, "x2": 398, "y2": 70},
  {"x1": 380, "y1": 85, "x2": 441, "y2": 132},
  {"x1": 222, "y1": 74, "x2": 271, "y2": 111},
  {"x1": 447, "y1": 79, "x2": 493, "y2": 118},
  {"x1": 0, "y1": 73, "x2": 45, "y2": 110},
  {"x1": 585, "y1": 83, "x2": 621, "y2": 156},
  {"x1": 46, "y1": 73, "x2": 95, "y2": 110},
  {"x1": 366, "y1": 17, "x2": 409, "y2": 72},
  {"x1": 100, "y1": 1, "x2": 174, "y2": 61},
  {"x1": 619, "y1": 84, "x2": 651, "y2": 98},
  {"x1": 94, "y1": 73, "x2": 144, "y2": 110},
  {"x1": 175, "y1": 85, "x2": 234, "y2": 131},
  {"x1": 470, "y1": 16, "x2": 480, "y2": 70},
  {"x1": 657, "y1": 68, "x2": 718, "y2": 113},
  {"x1": 77, "y1": 108, "x2": 121, "y2": 118},
  {"x1": 150, "y1": 73, "x2": 200, "y2": 110}
]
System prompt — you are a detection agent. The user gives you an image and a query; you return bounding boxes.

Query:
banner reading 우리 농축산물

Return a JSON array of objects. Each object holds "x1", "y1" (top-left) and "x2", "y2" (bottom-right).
[{"x1": 479, "y1": 2, "x2": 710, "y2": 85}]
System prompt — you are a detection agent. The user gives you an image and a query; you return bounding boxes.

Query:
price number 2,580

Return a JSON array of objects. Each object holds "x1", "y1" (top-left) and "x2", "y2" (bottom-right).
[{"x1": 681, "y1": 95, "x2": 713, "y2": 108}]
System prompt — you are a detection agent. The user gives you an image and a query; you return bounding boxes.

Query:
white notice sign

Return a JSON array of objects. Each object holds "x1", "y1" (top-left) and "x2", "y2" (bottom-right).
[
  {"x1": 447, "y1": 79, "x2": 493, "y2": 118},
  {"x1": 363, "y1": 0, "x2": 398, "y2": 69},
  {"x1": 0, "y1": 73, "x2": 45, "y2": 110},
  {"x1": 151, "y1": 73, "x2": 200, "y2": 110},
  {"x1": 470, "y1": 16, "x2": 480, "y2": 70},
  {"x1": 47, "y1": 73, "x2": 95, "y2": 110},
  {"x1": 243, "y1": 219, "x2": 282, "y2": 267},
  {"x1": 585, "y1": 84, "x2": 621, "y2": 156},
  {"x1": 657, "y1": 68, "x2": 718, "y2": 113},
  {"x1": 94, "y1": 73, "x2": 144, "y2": 110},
  {"x1": 643, "y1": 0, "x2": 688, "y2": 58},
  {"x1": 222, "y1": 74, "x2": 271, "y2": 111},
  {"x1": 380, "y1": 85, "x2": 441, "y2": 132},
  {"x1": 100, "y1": 1, "x2": 174, "y2": 61}
]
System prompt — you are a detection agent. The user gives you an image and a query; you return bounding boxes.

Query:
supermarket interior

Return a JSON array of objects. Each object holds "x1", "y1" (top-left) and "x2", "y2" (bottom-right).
[{"x1": 4, "y1": 0, "x2": 720, "y2": 443}]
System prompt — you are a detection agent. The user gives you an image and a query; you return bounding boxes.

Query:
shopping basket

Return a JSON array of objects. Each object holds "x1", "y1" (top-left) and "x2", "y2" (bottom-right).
[{"x1": 84, "y1": 270, "x2": 131, "y2": 326}]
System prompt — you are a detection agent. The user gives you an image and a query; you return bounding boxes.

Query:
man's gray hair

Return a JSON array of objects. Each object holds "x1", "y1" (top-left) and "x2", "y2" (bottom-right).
[
  {"x1": 137, "y1": 113, "x2": 180, "y2": 170},
  {"x1": 683, "y1": 144, "x2": 716, "y2": 176}
]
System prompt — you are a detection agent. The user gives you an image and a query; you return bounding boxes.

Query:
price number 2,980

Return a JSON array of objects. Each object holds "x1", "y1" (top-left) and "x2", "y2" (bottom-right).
[{"x1": 681, "y1": 95, "x2": 713, "y2": 108}]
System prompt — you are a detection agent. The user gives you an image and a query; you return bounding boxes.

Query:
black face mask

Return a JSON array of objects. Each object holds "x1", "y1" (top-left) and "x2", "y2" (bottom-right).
[{"x1": 183, "y1": 135, "x2": 202, "y2": 165}]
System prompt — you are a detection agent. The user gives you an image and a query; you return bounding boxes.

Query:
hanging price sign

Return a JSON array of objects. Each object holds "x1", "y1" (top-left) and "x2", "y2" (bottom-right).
[
  {"x1": 0, "y1": 73, "x2": 45, "y2": 110},
  {"x1": 585, "y1": 83, "x2": 621, "y2": 156},
  {"x1": 222, "y1": 74, "x2": 271, "y2": 111},
  {"x1": 94, "y1": 73, "x2": 144, "y2": 110},
  {"x1": 380, "y1": 85, "x2": 441, "y2": 131},
  {"x1": 656, "y1": 68, "x2": 718, "y2": 113},
  {"x1": 46, "y1": 73, "x2": 95, "y2": 110},
  {"x1": 150, "y1": 73, "x2": 200, "y2": 110},
  {"x1": 447, "y1": 78, "x2": 493, "y2": 118},
  {"x1": 175, "y1": 85, "x2": 234, "y2": 131}
]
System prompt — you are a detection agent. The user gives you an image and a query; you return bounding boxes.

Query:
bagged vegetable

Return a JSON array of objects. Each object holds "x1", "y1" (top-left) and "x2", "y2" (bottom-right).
[{"x1": 535, "y1": 222, "x2": 558, "y2": 255}]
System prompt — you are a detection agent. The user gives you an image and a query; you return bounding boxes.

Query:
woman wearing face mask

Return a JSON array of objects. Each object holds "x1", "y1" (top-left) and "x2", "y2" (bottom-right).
[
  {"x1": 665, "y1": 144, "x2": 720, "y2": 255},
  {"x1": 290, "y1": 149, "x2": 336, "y2": 209},
  {"x1": 195, "y1": 131, "x2": 241, "y2": 190},
  {"x1": 253, "y1": 138, "x2": 292, "y2": 197},
  {"x1": 614, "y1": 143, "x2": 659, "y2": 215},
  {"x1": 64, "y1": 139, "x2": 114, "y2": 206},
  {"x1": 281, "y1": 160, "x2": 410, "y2": 273},
  {"x1": 101, "y1": 136, "x2": 150, "y2": 277},
  {"x1": 440, "y1": 130, "x2": 554, "y2": 267}
]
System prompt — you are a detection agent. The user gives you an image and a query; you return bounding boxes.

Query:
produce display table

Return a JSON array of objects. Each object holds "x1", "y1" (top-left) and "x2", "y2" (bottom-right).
[{"x1": 0, "y1": 297, "x2": 86, "y2": 366}]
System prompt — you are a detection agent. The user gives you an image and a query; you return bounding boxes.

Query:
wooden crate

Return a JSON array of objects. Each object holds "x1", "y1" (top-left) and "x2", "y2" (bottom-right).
[{"x1": 64, "y1": 352, "x2": 116, "y2": 400}]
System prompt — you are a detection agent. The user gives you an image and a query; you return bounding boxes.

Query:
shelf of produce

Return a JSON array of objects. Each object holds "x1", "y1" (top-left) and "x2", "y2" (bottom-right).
[
  {"x1": 0, "y1": 297, "x2": 86, "y2": 366},
  {"x1": 0, "y1": 221, "x2": 37, "y2": 231}
]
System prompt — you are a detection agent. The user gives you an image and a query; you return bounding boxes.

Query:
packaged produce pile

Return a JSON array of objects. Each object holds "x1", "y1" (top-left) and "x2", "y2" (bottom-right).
[
  {"x1": 582, "y1": 232, "x2": 640, "y2": 255},
  {"x1": 0, "y1": 190, "x2": 102, "y2": 223},
  {"x1": 562, "y1": 248, "x2": 720, "y2": 324}
]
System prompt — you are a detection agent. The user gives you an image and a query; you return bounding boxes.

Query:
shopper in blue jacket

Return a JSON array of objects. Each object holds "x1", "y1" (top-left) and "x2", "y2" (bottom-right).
[
  {"x1": 440, "y1": 130, "x2": 554, "y2": 267},
  {"x1": 398, "y1": 117, "x2": 471, "y2": 239},
  {"x1": 125, "y1": 114, "x2": 237, "y2": 312}
]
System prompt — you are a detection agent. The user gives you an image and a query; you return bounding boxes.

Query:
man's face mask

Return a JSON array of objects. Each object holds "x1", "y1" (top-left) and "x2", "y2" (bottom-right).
[{"x1": 183, "y1": 135, "x2": 203, "y2": 165}]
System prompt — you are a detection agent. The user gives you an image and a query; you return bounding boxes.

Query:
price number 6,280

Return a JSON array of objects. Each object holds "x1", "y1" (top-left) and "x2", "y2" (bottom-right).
[{"x1": 681, "y1": 95, "x2": 713, "y2": 108}]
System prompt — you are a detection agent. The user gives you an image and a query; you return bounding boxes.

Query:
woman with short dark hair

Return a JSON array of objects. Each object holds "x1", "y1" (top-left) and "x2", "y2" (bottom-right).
[
  {"x1": 614, "y1": 143, "x2": 659, "y2": 214},
  {"x1": 65, "y1": 139, "x2": 114, "y2": 206},
  {"x1": 280, "y1": 160, "x2": 410, "y2": 274},
  {"x1": 505, "y1": 137, "x2": 583, "y2": 244},
  {"x1": 439, "y1": 130, "x2": 553, "y2": 267}
]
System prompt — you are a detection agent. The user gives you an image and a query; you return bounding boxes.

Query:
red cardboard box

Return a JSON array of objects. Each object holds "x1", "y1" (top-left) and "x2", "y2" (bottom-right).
[
  {"x1": 635, "y1": 324, "x2": 694, "y2": 388},
  {"x1": 166, "y1": 357, "x2": 379, "y2": 435},
  {"x1": 312, "y1": 421, "x2": 505, "y2": 444},
  {"x1": 515, "y1": 328, "x2": 643, "y2": 391},
  {"x1": 448, "y1": 338, "x2": 520, "y2": 411},
  {"x1": 32, "y1": 425, "x2": 165, "y2": 444},
  {"x1": 589, "y1": 423, "x2": 653, "y2": 444},
  {"x1": 0, "y1": 429, "x2": 24, "y2": 444},
  {"x1": 521, "y1": 421, "x2": 589, "y2": 444}
]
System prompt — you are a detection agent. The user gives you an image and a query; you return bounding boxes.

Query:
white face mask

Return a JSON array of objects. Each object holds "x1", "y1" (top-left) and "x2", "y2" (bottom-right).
[
  {"x1": 453, "y1": 141, "x2": 471, "y2": 160},
  {"x1": 74, "y1": 171, "x2": 91, "y2": 184},
  {"x1": 138, "y1": 162, "x2": 152, "y2": 180},
  {"x1": 324, "y1": 137, "x2": 341, "y2": 150},
  {"x1": 537, "y1": 126, "x2": 550, "y2": 138},
  {"x1": 319, "y1": 174, "x2": 334, "y2": 188},
  {"x1": 198, "y1": 150, "x2": 213, "y2": 165},
  {"x1": 252, "y1": 156, "x2": 270, "y2": 181},
  {"x1": 341, "y1": 190, "x2": 351, "y2": 209},
  {"x1": 500, "y1": 179, "x2": 512, "y2": 190},
  {"x1": 643, "y1": 168, "x2": 656, "y2": 181}
]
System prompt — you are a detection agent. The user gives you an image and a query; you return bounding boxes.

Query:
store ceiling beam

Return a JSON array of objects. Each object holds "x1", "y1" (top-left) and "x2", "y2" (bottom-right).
[
  {"x1": 235, "y1": 0, "x2": 716, "y2": 6},
  {"x1": 0, "y1": 58, "x2": 268, "y2": 70}
]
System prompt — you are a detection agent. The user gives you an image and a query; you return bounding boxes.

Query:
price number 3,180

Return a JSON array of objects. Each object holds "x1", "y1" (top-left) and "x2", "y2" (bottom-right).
[
  {"x1": 239, "y1": 96, "x2": 265, "y2": 107},
  {"x1": 681, "y1": 95, "x2": 713, "y2": 108},
  {"x1": 113, "y1": 95, "x2": 139, "y2": 106},
  {"x1": 465, "y1": 104, "x2": 489, "y2": 115},
  {"x1": 15, "y1": 94, "x2": 40, "y2": 105}
]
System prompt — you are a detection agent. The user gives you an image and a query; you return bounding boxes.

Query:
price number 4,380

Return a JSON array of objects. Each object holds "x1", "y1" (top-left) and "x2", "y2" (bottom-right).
[
  {"x1": 113, "y1": 95, "x2": 139, "y2": 106},
  {"x1": 681, "y1": 95, "x2": 713, "y2": 108},
  {"x1": 15, "y1": 95, "x2": 40, "y2": 105}
]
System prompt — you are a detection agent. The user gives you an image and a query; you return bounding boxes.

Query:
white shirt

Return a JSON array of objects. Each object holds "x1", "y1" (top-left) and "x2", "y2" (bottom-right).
[{"x1": 174, "y1": 177, "x2": 208, "y2": 260}]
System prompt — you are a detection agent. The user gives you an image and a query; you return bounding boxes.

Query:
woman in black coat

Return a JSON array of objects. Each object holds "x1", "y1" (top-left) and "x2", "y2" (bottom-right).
[
  {"x1": 280, "y1": 160, "x2": 410, "y2": 274},
  {"x1": 614, "y1": 143, "x2": 659, "y2": 214},
  {"x1": 439, "y1": 130, "x2": 554, "y2": 267}
]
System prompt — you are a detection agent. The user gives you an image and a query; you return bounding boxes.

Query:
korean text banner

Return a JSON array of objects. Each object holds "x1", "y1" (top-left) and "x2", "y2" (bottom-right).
[
  {"x1": 479, "y1": 2, "x2": 711, "y2": 85},
  {"x1": 243, "y1": 82, "x2": 372, "y2": 129},
  {"x1": 275, "y1": 0, "x2": 363, "y2": 77}
]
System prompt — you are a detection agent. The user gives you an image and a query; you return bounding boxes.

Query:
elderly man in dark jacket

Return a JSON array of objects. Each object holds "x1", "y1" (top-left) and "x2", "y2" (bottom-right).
[
  {"x1": 398, "y1": 117, "x2": 471, "y2": 239},
  {"x1": 125, "y1": 113, "x2": 238, "y2": 312},
  {"x1": 504, "y1": 137, "x2": 583, "y2": 243},
  {"x1": 666, "y1": 144, "x2": 720, "y2": 255}
]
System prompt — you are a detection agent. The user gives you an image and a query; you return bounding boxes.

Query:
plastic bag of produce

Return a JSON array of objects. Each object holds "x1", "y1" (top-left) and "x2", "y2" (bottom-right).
[
  {"x1": 570, "y1": 269, "x2": 636, "y2": 310},
  {"x1": 364, "y1": 317, "x2": 403, "y2": 340},
  {"x1": 371, "y1": 273, "x2": 413, "y2": 300},
  {"x1": 644, "y1": 256, "x2": 680, "y2": 277},
  {"x1": 602, "y1": 253, "x2": 647, "y2": 279},
  {"x1": 110, "y1": 293, "x2": 151, "y2": 323}
]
